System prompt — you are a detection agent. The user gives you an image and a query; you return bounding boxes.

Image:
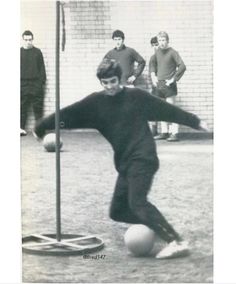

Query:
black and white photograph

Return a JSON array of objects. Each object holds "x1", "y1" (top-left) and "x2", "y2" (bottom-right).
[
  {"x1": 3, "y1": 0, "x2": 236, "y2": 283},
  {"x1": 19, "y1": 0, "x2": 214, "y2": 283}
]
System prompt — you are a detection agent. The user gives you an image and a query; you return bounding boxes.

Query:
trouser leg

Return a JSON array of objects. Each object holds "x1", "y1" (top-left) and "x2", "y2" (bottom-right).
[
  {"x1": 150, "y1": 87, "x2": 159, "y2": 136},
  {"x1": 32, "y1": 87, "x2": 44, "y2": 123},
  {"x1": 110, "y1": 169, "x2": 182, "y2": 243},
  {"x1": 160, "y1": 121, "x2": 169, "y2": 134},
  {"x1": 156, "y1": 83, "x2": 179, "y2": 135},
  {"x1": 153, "y1": 87, "x2": 166, "y2": 134},
  {"x1": 20, "y1": 89, "x2": 31, "y2": 129},
  {"x1": 159, "y1": 97, "x2": 168, "y2": 134},
  {"x1": 109, "y1": 174, "x2": 141, "y2": 223},
  {"x1": 166, "y1": 96, "x2": 179, "y2": 135},
  {"x1": 127, "y1": 172, "x2": 182, "y2": 243},
  {"x1": 149, "y1": 122, "x2": 158, "y2": 136}
]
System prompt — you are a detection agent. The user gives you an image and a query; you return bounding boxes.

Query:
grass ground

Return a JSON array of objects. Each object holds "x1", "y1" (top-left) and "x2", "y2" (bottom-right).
[{"x1": 21, "y1": 131, "x2": 213, "y2": 283}]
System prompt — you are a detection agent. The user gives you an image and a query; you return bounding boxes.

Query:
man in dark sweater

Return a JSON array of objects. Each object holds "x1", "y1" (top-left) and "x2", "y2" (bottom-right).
[
  {"x1": 150, "y1": 31, "x2": 186, "y2": 142},
  {"x1": 34, "y1": 59, "x2": 208, "y2": 259},
  {"x1": 21, "y1": 30, "x2": 46, "y2": 136},
  {"x1": 104, "y1": 30, "x2": 145, "y2": 86}
]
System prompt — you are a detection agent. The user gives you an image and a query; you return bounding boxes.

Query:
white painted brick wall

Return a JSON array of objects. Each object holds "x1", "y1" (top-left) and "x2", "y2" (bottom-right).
[{"x1": 21, "y1": 0, "x2": 213, "y2": 132}]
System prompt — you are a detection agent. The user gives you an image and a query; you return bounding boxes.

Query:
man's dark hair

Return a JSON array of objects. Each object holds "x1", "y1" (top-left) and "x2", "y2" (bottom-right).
[
  {"x1": 112, "y1": 30, "x2": 125, "y2": 40},
  {"x1": 22, "y1": 30, "x2": 34, "y2": 39},
  {"x1": 150, "y1": 36, "x2": 158, "y2": 45},
  {"x1": 96, "y1": 59, "x2": 122, "y2": 81}
]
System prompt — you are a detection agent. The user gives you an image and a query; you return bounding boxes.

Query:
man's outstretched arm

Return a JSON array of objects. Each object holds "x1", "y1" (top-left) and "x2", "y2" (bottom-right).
[
  {"x1": 145, "y1": 93, "x2": 208, "y2": 131},
  {"x1": 34, "y1": 95, "x2": 98, "y2": 139}
]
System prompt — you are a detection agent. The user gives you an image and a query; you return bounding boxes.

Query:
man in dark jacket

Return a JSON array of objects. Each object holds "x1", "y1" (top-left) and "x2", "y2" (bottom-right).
[
  {"x1": 21, "y1": 30, "x2": 46, "y2": 136},
  {"x1": 34, "y1": 59, "x2": 208, "y2": 259}
]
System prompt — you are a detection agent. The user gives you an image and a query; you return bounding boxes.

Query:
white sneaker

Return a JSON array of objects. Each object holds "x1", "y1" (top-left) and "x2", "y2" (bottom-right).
[
  {"x1": 155, "y1": 240, "x2": 190, "y2": 259},
  {"x1": 20, "y1": 128, "x2": 27, "y2": 136}
]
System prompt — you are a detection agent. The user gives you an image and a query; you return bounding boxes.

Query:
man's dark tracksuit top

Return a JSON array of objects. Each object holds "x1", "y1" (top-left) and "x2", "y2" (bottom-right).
[
  {"x1": 21, "y1": 46, "x2": 46, "y2": 84},
  {"x1": 149, "y1": 47, "x2": 186, "y2": 81},
  {"x1": 35, "y1": 87, "x2": 200, "y2": 173},
  {"x1": 104, "y1": 45, "x2": 146, "y2": 85}
]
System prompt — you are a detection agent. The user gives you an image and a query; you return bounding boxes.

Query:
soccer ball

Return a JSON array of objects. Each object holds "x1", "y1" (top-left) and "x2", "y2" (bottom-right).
[
  {"x1": 124, "y1": 224, "x2": 156, "y2": 256},
  {"x1": 43, "y1": 133, "x2": 63, "y2": 152}
]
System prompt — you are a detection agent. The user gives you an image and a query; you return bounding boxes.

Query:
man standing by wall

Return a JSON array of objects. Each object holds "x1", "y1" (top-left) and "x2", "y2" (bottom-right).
[
  {"x1": 104, "y1": 30, "x2": 146, "y2": 87},
  {"x1": 150, "y1": 31, "x2": 186, "y2": 141},
  {"x1": 20, "y1": 30, "x2": 46, "y2": 136}
]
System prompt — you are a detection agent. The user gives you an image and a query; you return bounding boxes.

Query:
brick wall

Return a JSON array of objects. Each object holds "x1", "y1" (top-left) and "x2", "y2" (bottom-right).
[{"x1": 21, "y1": 0, "x2": 213, "y2": 132}]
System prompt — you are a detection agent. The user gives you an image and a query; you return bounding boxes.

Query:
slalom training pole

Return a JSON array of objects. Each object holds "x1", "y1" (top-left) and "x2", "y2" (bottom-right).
[{"x1": 55, "y1": 0, "x2": 61, "y2": 242}]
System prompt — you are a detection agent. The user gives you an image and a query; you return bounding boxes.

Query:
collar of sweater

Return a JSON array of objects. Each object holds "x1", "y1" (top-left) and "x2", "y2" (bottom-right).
[{"x1": 115, "y1": 44, "x2": 126, "y2": 51}]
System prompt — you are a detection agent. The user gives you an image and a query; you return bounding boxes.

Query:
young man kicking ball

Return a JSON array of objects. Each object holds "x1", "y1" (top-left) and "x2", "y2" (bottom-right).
[{"x1": 33, "y1": 59, "x2": 208, "y2": 259}]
